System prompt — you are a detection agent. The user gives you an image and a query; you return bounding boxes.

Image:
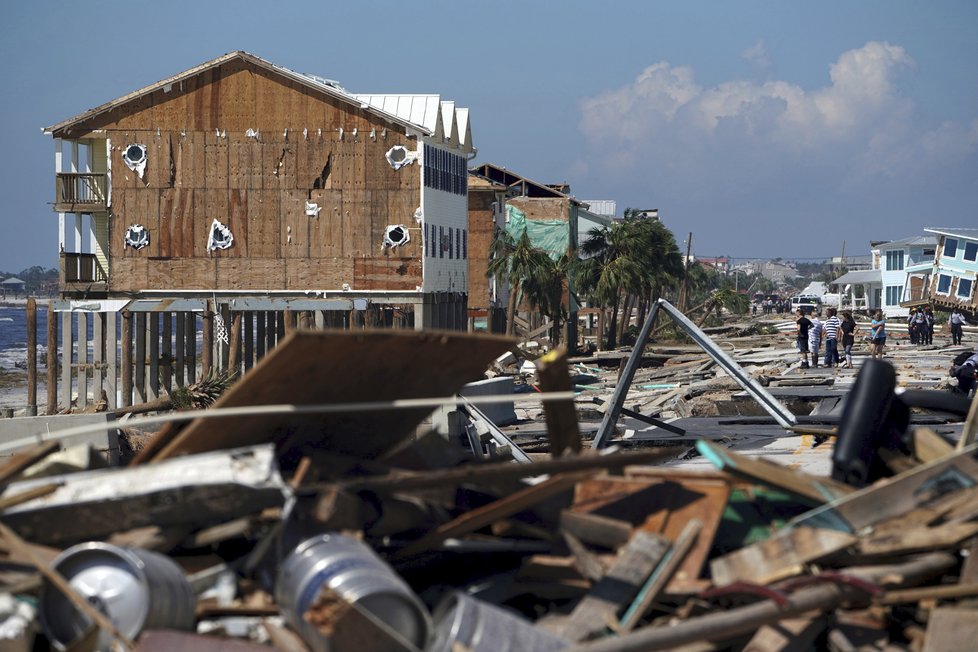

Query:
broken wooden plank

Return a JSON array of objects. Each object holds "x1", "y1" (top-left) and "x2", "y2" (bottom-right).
[
  {"x1": 913, "y1": 427, "x2": 954, "y2": 463},
  {"x1": 0, "y1": 440, "x2": 60, "y2": 485},
  {"x1": 922, "y1": 607, "x2": 978, "y2": 652},
  {"x1": 392, "y1": 471, "x2": 591, "y2": 560},
  {"x1": 710, "y1": 527, "x2": 858, "y2": 587},
  {"x1": 330, "y1": 447, "x2": 683, "y2": 494},
  {"x1": 536, "y1": 348, "x2": 582, "y2": 455},
  {"x1": 563, "y1": 531, "x2": 607, "y2": 582},
  {"x1": 740, "y1": 613, "x2": 826, "y2": 652},
  {"x1": 859, "y1": 521, "x2": 978, "y2": 556},
  {"x1": 571, "y1": 475, "x2": 730, "y2": 594},
  {"x1": 880, "y1": 582, "x2": 978, "y2": 605},
  {"x1": 555, "y1": 530, "x2": 671, "y2": 642},
  {"x1": 149, "y1": 330, "x2": 515, "y2": 462},
  {"x1": 1, "y1": 445, "x2": 286, "y2": 546},
  {"x1": 560, "y1": 510, "x2": 633, "y2": 549},
  {"x1": 696, "y1": 440, "x2": 851, "y2": 505},
  {"x1": 790, "y1": 444, "x2": 978, "y2": 533},
  {"x1": 619, "y1": 518, "x2": 702, "y2": 632}
]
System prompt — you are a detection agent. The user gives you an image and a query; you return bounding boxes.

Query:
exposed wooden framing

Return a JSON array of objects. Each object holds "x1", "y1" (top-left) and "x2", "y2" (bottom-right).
[
  {"x1": 134, "y1": 312, "x2": 146, "y2": 403},
  {"x1": 121, "y1": 310, "x2": 132, "y2": 407},
  {"x1": 148, "y1": 312, "x2": 160, "y2": 401},
  {"x1": 256, "y1": 311, "x2": 267, "y2": 361},
  {"x1": 92, "y1": 311, "x2": 104, "y2": 404},
  {"x1": 26, "y1": 299, "x2": 36, "y2": 413},
  {"x1": 244, "y1": 311, "x2": 254, "y2": 371},
  {"x1": 201, "y1": 300, "x2": 213, "y2": 376},
  {"x1": 46, "y1": 303, "x2": 57, "y2": 414},
  {"x1": 185, "y1": 311, "x2": 196, "y2": 384},
  {"x1": 161, "y1": 312, "x2": 172, "y2": 395},
  {"x1": 76, "y1": 311, "x2": 88, "y2": 407},
  {"x1": 174, "y1": 311, "x2": 185, "y2": 388},
  {"x1": 60, "y1": 311, "x2": 71, "y2": 409},
  {"x1": 106, "y1": 312, "x2": 117, "y2": 409},
  {"x1": 228, "y1": 311, "x2": 242, "y2": 375}
]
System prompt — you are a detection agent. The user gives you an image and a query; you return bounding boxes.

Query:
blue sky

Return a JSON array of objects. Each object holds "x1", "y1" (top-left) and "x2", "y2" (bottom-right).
[{"x1": 2, "y1": 1, "x2": 976, "y2": 272}]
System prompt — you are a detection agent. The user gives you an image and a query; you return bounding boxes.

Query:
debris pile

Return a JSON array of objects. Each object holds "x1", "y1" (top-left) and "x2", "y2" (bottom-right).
[{"x1": 0, "y1": 319, "x2": 975, "y2": 652}]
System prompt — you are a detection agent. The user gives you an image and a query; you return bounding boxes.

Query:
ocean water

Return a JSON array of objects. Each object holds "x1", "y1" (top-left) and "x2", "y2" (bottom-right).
[{"x1": 0, "y1": 304, "x2": 98, "y2": 372}]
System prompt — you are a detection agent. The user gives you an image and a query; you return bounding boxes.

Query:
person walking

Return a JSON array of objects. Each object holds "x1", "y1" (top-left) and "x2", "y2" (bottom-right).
[
  {"x1": 840, "y1": 310, "x2": 858, "y2": 368},
  {"x1": 910, "y1": 308, "x2": 927, "y2": 345},
  {"x1": 949, "y1": 308, "x2": 966, "y2": 345},
  {"x1": 870, "y1": 310, "x2": 887, "y2": 359},
  {"x1": 795, "y1": 308, "x2": 813, "y2": 369},
  {"x1": 808, "y1": 310, "x2": 823, "y2": 368},
  {"x1": 823, "y1": 307, "x2": 842, "y2": 367},
  {"x1": 924, "y1": 307, "x2": 935, "y2": 345}
]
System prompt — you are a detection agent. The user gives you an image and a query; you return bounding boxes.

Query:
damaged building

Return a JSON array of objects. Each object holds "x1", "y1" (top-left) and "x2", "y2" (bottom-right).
[{"x1": 41, "y1": 51, "x2": 474, "y2": 410}]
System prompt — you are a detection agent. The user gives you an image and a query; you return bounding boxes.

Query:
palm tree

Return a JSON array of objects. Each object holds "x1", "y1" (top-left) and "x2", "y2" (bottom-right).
[
  {"x1": 522, "y1": 253, "x2": 570, "y2": 345},
  {"x1": 487, "y1": 229, "x2": 553, "y2": 336},
  {"x1": 574, "y1": 214, "x2": 683, "y2": 349}
]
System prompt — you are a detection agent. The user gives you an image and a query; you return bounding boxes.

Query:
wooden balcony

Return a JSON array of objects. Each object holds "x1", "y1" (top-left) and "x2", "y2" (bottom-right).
[
  {"x1": 60, "y1": 252, "x2": 107, "y2": 292},
  {"x1": 55, "y1": 173, "x2": 107, "y2": 213}
]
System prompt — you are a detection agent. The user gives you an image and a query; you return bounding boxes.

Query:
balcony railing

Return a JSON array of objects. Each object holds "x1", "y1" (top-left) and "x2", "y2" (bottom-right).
[
  {"x1": 55, "y1": 173, "x2": 107, "y2": 213},
  {"x1": 60, "y1": 252, "x2": 107, "y2": 287}
]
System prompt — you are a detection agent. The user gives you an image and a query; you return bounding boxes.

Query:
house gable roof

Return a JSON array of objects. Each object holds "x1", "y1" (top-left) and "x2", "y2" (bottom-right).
[
  {"x1": 925, "y1": 227, "x2": 978, "y2": 242},
  {"x1": 44, "y1": 51, "x2": 467, "y2": 142}
]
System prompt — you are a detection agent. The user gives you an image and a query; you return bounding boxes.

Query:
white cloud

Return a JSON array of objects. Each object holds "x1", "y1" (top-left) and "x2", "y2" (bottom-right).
[
  {"x1": 742, "y1": 40, "x2": 771, "y2": 70},
  {"x1": 577, "y1": 41, "x2": 970, "y2": 186}
]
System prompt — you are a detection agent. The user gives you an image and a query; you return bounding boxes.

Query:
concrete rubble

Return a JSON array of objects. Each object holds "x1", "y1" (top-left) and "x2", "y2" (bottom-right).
[{"x1": 0, "y1": 310, "x2": 975, "y2": 652}]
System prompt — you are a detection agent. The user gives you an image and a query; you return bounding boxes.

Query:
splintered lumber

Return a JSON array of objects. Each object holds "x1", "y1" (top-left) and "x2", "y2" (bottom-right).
[
  {"x1": 555, "y1": 530, "x2": 671, "y2": 642},
  {"x1": 921, "y1": 607, "x2": 978, "y2": 652},
  {"x1": 0, "y1": 440, "x2": 60, "y2": 485},
  {"x1": 740, "y1": 613, "x2": 826, "y2": 652},
  {"x1": 619, "y1": 518, "x2": 703, "y2": 632},
  {"x1": 148, "y1": 330, "x2": 514, "y2": 462},
  {"x1": 880, "y1": 582, "x2": 978, "y2": 605},
  {"x1": 536, "y1": 348, "x2": 582, "y2": 455},
  {"x1": 560, "y1": 510, "x2": 633, "y2": 549},
  {"x1": 1, "y1": 445, "x2": 286, "y2": 546},
  {"x1": 696, "y1": 440, "x2": 851, "y2": 505},
  {"x1": 710, "y1": 527, "x2": 858, "y2": 587},
  {"x1": 859, "y1": 521, "x2": 978, "y2": 556},
  {"x1": 791, "y1": 444, "x2": 978, "y2": 533},
  {"x1": 913, "y1": 427, "x2": 954, "y2": 463},
  {"x1": 328, "y1": 447, "x2": 683, "y2": 493},
  {"x1": 570, "y1": 475, "x2": 729, "y2": 593},
  {"x1": 392, "y1": 471, "x2": 591, "y2": 560},
  {"x1": 564, "y1": 552, "x2": 957, "y2": 652}
]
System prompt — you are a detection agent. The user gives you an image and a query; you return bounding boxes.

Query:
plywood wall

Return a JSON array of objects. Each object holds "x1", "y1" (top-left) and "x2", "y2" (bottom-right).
[
  {"x1": 467, "y1": 189, "x2": 498, "y2": 311},
  {"x1": 81, "y1": 60, "x2": 424, "y2": 293}
]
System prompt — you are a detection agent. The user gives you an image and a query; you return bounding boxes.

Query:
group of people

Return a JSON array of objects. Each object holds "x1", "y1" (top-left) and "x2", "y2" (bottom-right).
[
  {"x1": 906, "y1": 307, "x2": 936, "y2": 345},
  {"x1": 795, "y1": 306, "x2": 971, "y2": 370},
  {"x1": 794, "y1": 307, "x2": 859, "y2": 369},
  {"x1": 752, "y1": 298, "x2": 792, "y2": 316}
]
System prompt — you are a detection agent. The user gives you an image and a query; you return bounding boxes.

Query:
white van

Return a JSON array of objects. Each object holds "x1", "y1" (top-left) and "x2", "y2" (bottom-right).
[{"x1": 790, "y1": 295, "x2": 821, "y2": 314}]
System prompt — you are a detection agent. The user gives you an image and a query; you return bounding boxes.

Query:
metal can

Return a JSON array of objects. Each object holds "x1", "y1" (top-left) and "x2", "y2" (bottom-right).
[
  {"x1": 430, "y1": 591, "x2": 568, "y2": 652},
  {"x1": 39, "y1": 542, "x2": 195, "y2": 651},
  {"x1": 275, "y1": 533, "x2": 431, "y2": 652}
]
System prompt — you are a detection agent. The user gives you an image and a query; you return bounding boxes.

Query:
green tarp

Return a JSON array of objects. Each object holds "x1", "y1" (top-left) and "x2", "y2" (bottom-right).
[{"x1": 505, "y1": 204, "x2": 569, "y2": 261}]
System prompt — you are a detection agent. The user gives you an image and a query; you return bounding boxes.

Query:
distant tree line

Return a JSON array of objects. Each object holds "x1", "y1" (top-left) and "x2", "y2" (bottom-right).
[{"x1": 0, "y1": 266, "x2": 58, "y2": 295}]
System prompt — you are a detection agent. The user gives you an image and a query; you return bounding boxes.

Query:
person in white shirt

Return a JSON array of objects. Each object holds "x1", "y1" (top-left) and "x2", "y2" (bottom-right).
[
  {"x1": 808, "y1": 310, "x2": 823, "y2": 368},
  {"x1": 949, "y1": 308, "x2": 966, "y2": 346}
]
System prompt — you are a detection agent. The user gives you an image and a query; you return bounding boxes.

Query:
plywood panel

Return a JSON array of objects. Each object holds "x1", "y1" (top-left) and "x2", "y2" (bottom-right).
[
  {"x1": 204, "y1": 135, "x2": 228, "y2": 190},
  {"x1": 280, "y1": 190, "x2": 308, "y2": 259},
  {"x1": 216, "y1": 259, "x2": 285, "y2": 290},
  {"x1": 285, "y1": 257, "x2": 354, "y2": 290},
  {"x1": 343, "y1": 189, "x2": 373, "y2": 257},
  {"x1": 247, "y1": 190, "x2": 279, "y2": 258},
  {"x1": 387, "y1": 187, "x2": 420, "y2": 231},
  {"x1": 309, "y1": 189, "x2": 344, "y2": 258},
  {"x1": 109, "y1": 189, "x2": 128, "y2": 259},
  {"x1": 228, "y1": 189, "x2": 249, "y2": 258},
  {"x1": 354, "y1": 257, "x2": 423, "y2": 290},
  {"x1": 110, "y1": 133, "x2": 144, "y2": 191},
  {"x1": 146, "y1": 258, "x2": 216, "y2": 290},
  {"x1": 254, "y1": 69, "x2": 288, "y2": 129},
  {"x1": 192, "y1": 190, "x2": 210, "y2": 258},
  {"x1": 219, "y1": 62, "x2": 254, "y2": 133},
  {"x1": 110, "y1": 257, "x2": 149, "y2": 292}
]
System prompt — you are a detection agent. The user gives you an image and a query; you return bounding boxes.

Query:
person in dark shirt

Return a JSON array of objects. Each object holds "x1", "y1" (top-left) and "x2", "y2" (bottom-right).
[
  {"x1": 796, "y1": 308, "x2": 813, "y2": 369},
  {"x1": 840, "y1": 310, "x2": 858, "y2": 368}
]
